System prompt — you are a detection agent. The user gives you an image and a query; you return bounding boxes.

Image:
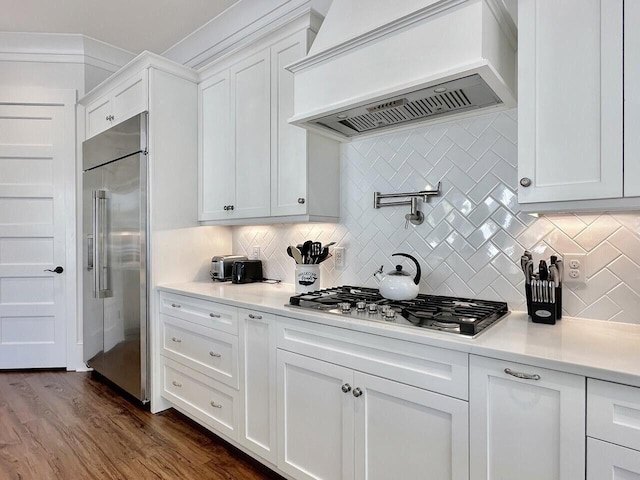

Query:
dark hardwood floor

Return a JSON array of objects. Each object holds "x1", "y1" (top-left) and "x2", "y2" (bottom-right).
[{"x1": 0, "y1": 370, "x2": 284, "y2": 479}]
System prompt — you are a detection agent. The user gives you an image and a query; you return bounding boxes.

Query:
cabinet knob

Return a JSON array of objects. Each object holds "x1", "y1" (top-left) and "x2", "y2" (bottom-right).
[
  {"x1": 209, "y1": 351, "x2": 222, "y2": 358},
  {"x1": 210, "y1": 401, "x2": 222, "y2": 408},
  {"x1": 352, "y1": 387, "x2": 363, "y2": 398},
  {"x1": 298, "y1": 198, "x2": 305, "y2": 204},
  {"x1": 341, "y1": 383, "x2": 352, "y2": 393},
  {"x1": 519, "y1": 177, "x2": 532, "y2": 187},
  {"x1": 248, "y1": 313, "x2": 263, "y2": 320}
]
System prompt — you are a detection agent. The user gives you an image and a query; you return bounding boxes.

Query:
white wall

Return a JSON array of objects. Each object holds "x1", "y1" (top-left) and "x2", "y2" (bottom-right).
[{"x1": 233, "y1": 108, "x2": 640, "y2": 325}]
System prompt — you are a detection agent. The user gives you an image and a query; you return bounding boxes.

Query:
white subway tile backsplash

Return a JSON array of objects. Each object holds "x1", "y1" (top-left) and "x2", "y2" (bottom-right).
[{"x1": 232, "y1": 109, "x2": 640, "y2": 324}]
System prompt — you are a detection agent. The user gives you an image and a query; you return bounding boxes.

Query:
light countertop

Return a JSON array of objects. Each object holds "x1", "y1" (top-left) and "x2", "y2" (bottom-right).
[{"x1": 158, "y1": 281, "x2": 640, "y2": 387}]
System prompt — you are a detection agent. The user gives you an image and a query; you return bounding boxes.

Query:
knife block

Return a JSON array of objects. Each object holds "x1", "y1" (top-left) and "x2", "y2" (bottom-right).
[{"x1": 527, "y1": 285, "x2": 562, "y2": 325}]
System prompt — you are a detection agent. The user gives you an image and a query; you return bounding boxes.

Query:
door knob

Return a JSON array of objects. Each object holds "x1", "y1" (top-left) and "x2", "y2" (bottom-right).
[{"x1": 44, "y1": 266, "x2": 64, "y2": 274}]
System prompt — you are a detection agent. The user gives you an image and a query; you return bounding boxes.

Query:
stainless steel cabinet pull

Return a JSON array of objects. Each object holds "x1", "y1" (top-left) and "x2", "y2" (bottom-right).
[
  {"x1": 209, "y1": 313, "x2": 220, "y2": 318},
  {"x1": 172, "y1": 380, "x2": 182, "y2": 387},
  {"x1": 248, "y1": 314, "x2": 263, "y2": 320},
  {"x1": 210, "y1": 401, "x2": 222, "y2": 408},
  {"x1": 209, "y1": 352, "x2": 221, "y2": 358},
  {"x1": 504, "y1": 368, "x2": 541, "y2": 381},
  {"x1": 171, "y1": 337, "x2": 182, "y2": 343},
  {"x1": 341, "y1": 383, "x2": 352, "y2": 393},
  {"x1": 171, "y1": 303, "x2": 181, "y2": 308},
  {"x1": 298, "y1": 198, "x2": 305, "y2": 204},
  {"x1": 352, "y1": 387, "x2": 363, "y2": 398}
]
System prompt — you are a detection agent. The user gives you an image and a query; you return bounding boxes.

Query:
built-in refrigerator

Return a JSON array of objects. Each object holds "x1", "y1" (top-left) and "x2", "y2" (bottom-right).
[{"x1": 82, "y1": 113, "x2": 149, "y2": 403}]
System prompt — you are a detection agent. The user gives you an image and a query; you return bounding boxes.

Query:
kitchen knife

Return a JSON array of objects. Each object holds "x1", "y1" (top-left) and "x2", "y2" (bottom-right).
[
  {"x1": 531, "y1": 279, "x2": 537, "y2": 302},
  {"x1": 522, "y1": 255, "x2": 533, "y2": 314},
  {"x1": 549, "y1": 281, "x2": 556, "y2": 304},
  {"x1": 542, "y1": 280, "x2": 548, "y2": 303},
  {"x1": 555, "y1": 259, "x2": 563, "y2": 318},
  {"x1": 539, "y1": 260, "x2": 548, "y2": 281}
]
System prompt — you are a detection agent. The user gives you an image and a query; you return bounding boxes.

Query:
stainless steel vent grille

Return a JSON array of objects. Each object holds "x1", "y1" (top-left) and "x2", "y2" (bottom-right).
[
  {"x1": 310, "y1": 75, "x2": 502, "y2": 138},
  {"x1": 341, "y1": 89, "x2": 472, "y2": 133}
]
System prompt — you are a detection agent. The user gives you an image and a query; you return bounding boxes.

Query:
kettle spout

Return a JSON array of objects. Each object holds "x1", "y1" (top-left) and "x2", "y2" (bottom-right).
[{"x1": 373, "y1": 265, "x2": 384, "y2": 282}]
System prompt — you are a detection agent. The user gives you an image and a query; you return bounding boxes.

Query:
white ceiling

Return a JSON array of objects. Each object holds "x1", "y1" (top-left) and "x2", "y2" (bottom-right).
[{"x1": 0, "y1": 0, "x2": 239, "y2": 54}]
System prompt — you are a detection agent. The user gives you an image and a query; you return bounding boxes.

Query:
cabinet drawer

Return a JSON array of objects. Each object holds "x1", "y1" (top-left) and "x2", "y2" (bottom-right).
[
  {"x1": 111, "y1": 69, "x2": 148, "y2": 125},
  {"x1": 277, "y1": 316, "x2": 469, "y2": 400},
  {"x1": 161, "y1": 314, "x2": 238, "y2": 388},
  {"x1": 588, "y1": 378, "x2": 640, "y2": 451},
  {"x1": 587, "y1": 437, "x2": 640, "y2": 479},
  {"x1": 161, "y1": 357, "x2": 238, "y2": 440},
  {"x1": 159, "y1": 292, "x2": 238, "y2": 335}
]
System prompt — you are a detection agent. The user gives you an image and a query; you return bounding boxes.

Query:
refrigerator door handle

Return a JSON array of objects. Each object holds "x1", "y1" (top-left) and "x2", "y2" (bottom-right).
[
  {"x1": 93, "y1": 190, "x2": 112, "y2": 298},
  {"x1": 87, "y1": 235, "x2": 94, "y2": 270}
]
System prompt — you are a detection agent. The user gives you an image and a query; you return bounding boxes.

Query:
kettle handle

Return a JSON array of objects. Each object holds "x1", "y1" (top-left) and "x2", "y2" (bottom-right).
[{"x1": 392, "y1": 253, "x2": 421, "y2": 285}]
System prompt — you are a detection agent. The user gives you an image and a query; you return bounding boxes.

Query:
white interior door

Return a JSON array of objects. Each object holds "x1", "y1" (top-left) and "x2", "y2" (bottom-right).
[{"x1": 0, "y1": 96, "x2": 72, "y2": 368}]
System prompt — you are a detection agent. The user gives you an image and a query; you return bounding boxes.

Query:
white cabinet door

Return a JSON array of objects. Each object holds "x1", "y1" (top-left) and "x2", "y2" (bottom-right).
[
  {"x1": 625, "y1": 0, "x2": 640, "y2": 197},
  {"x1": 270, "y1": 32, "x2": 308, "y2": 217},
  {"x1": 111, "y1": 69, "x2": 148, "y2": 126},
  {"x1": 85, "y1": 70, "x2": 148, "y2": 140},
  {"x1": 199, "y1": 70, "x2": 235, "y2": 221},
  {"x1": 277, "y1": 350, "x2": 354, "y2": 480},
  {"x1": 231, "y1": 50, "x2": 271, "y2": 219},
  {"x1": 85, "y1": 94, "x2": 112, "y2": 139},
  {"x1": 588, "y1": 438, "x2": 640, "y2": 479},
  {"x1": 353, "y1": 371, "x2": 469, "y2": 480},
  {"x1": 518, "y1": 0, "x2": 623, "y2": 203},
  {"x1": 239, "y1": 309, "x2": 277, "y2": 463},
  {"x1": 469, "y1": 355, "x2": 585, "y2": 480}
]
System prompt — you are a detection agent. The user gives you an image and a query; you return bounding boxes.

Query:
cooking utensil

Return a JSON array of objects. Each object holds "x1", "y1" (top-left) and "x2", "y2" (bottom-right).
[
  {"x1": 290, "y1": 245, "x2": 303, "y2": 264},
  {"x1": 310, "y1": 242, "x2": 322, "y2": 264},
  {"x1": 301, "y1": 240, "x2": 312, "y2": 264},
  {"x1": 317, "y1": 247, "x2": 330, "y2": 264},
  {"x1": 373, "y1": 253, "x2": 422, "y2": 300}
]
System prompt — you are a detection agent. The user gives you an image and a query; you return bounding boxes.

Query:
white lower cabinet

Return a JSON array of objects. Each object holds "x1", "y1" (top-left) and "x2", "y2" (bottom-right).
[
  {"x1": 587, "y1": 438, "x2": 640, "y2": 479},
  {"x1": 277, "y1": 349, "x2": 469, "y2": 480},
  {"x1": 238, "y1": 309, "x2": 277, "y2": 464},
  {"x1": 469, "y1": 355, "x2": 586, "y2": 480}
]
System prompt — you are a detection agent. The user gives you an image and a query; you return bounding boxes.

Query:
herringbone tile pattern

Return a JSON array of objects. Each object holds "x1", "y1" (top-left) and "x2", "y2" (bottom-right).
[{"x1": 233, "y1": 108, "x2": 640, "y2": 324}]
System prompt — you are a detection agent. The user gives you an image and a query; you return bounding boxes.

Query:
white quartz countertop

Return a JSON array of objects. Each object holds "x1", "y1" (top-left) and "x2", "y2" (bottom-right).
[{"x1": 158, "y1": 282, "x2": 640, "y2": 387}]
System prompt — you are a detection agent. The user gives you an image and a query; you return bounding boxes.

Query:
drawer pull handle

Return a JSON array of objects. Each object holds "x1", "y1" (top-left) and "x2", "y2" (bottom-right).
[
  {"x1": 209, "y1": 313, "x2": 221, "y2": 318},
  {"x1": 172, "y1": 380, "x2": 182, "y2": 387},
  {"x1": 248, "y1": 314, "x2": 263, "y2": 320},
  {"x1": 171, "y1": 337, "x2": 182, "y2": 343},
  {"x1": 209, "y1": 351, "x2": 222, "y2": 358},
  {"x1": 210, "y1": 401, "x2": 223, "y2": 408},
  {"x1": 171, "y1": 303, "x2": 181, "y2": 308},
  {"x1": 504, "y1": 368, "x2": 541, "y2": 381}
]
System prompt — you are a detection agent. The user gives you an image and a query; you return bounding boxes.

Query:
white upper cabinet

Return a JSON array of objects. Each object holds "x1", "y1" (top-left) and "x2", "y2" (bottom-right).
[
  {"x1": 518, "y1": 0, "x2": 624, "y2": 210},
  {"x1": 624, "y1": 0, "x2": 640, "y2": 197},
  {"x1": 85, "y1": 69, "x2": 148, "y2": 139},
  {"x1": 198, "y1": 13, "x2": 340, "y2": 225}
]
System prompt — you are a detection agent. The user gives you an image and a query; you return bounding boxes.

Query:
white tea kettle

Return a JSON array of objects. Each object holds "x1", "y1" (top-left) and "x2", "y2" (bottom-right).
[{"x1": 373, "y1": 253, "x2": 422, "y2": 301}]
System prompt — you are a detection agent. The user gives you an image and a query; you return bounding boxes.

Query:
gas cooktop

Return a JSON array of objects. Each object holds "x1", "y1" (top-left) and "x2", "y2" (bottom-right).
[{"x1": 288, "y1": 286, "x2": 509, "y2": 337}]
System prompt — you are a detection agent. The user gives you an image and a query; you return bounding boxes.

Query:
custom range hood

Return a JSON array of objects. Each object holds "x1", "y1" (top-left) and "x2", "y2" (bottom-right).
[{"x1": 287, "y1": 0, "x2": 517, "y2": 140}]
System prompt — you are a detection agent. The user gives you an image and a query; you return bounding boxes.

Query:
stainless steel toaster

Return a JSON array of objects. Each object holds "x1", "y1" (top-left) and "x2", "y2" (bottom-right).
[{"x1": 210, "y1": 255, "x2": 247, "y2": 281}]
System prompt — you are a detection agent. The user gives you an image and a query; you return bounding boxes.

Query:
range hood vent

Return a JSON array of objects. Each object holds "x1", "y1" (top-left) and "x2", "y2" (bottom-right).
[
  {"x1": 288, "y1": 0, "x2": 517, "y2": 141},
  {"x1": 315, "y1": 75, "x2": 499, "y2": 137}
]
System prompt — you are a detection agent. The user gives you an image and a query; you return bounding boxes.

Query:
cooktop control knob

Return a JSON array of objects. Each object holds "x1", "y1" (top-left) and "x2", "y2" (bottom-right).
[
  {"x1": 384, "y1": 308, "x2": 397, "y2": 320},
  {"x1": 339, "y1": 302, "x2": 352, "y2": 313},
  {"x1": 367, "y1": 303, "x2": 378, "y2": 313},
  {"x1": 356, "y1": 301, "x2": 366, "y2": 311}
]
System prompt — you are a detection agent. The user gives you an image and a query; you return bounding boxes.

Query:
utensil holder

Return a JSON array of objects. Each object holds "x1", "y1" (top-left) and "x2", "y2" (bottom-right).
[{"x1": 295, "y1": 264, "x2": 320, "y2": 294}]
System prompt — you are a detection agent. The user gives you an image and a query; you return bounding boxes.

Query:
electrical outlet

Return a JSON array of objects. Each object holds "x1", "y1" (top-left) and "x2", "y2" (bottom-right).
[
  {"x1": 563, "y1": 253, "x2": 586, "y2": 286},
  {"x1": 252, "y1": 245, "x2": 260, "y2": 259},
  {"x1": 334, "y1": 247, "x2": 345, "y2": 268}
]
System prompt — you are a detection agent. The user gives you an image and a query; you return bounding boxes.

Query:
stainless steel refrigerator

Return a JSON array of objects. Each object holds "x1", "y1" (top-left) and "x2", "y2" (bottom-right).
[{"x1": 82, "y1": 113, "x2": 149, "y2": 403}]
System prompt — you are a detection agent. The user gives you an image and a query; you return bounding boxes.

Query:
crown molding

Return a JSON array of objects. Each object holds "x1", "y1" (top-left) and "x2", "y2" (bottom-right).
[{"x1": 0, "y1": 32, "x2": 134, "y2": 73}]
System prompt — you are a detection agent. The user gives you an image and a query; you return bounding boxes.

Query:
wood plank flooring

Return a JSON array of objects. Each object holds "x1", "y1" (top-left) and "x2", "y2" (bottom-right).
[{"x1": 0, "y1": 371, "x2": 284, "y2": 479}]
